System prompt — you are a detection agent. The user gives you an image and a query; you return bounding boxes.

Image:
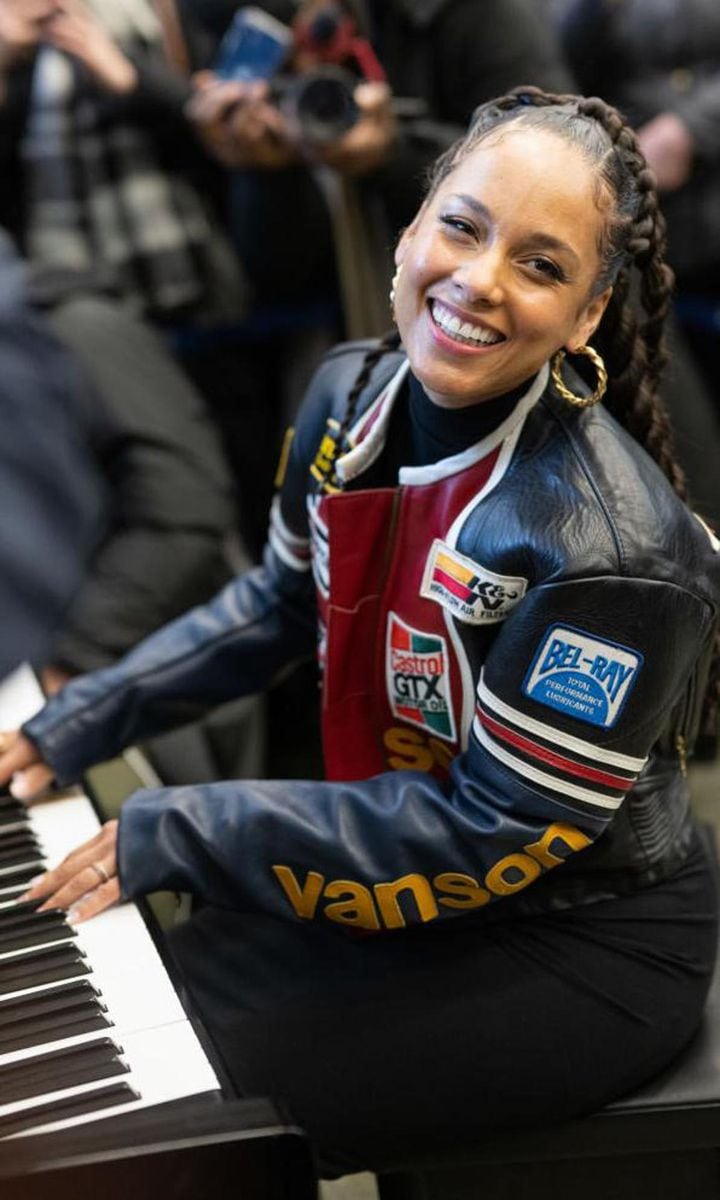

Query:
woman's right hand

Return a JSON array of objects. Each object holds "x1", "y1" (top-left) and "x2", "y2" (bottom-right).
[{"x1": 0, "y1": 731, "x2": 55, "y2": 803}]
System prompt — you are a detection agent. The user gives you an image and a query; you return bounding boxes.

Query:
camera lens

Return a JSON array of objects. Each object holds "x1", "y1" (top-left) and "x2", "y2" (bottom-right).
[{"x1": 291, "y1": 66, "x2": 359, "y2": 143}]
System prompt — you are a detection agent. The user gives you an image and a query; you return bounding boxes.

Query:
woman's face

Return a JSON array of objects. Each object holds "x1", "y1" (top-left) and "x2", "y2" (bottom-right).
[{"x1": 393, "y1": 128, "x2": 613, "y2": 408}]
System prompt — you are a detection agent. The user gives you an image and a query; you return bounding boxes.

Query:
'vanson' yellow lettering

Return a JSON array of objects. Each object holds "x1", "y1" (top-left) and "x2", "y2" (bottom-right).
[
  {"x1": 374, "y1": 874, "x2": 439, "y2": 929},
  {"x1": 485, "y1": 852, "x2": 541, "y2": 896},
  {"x1": 272, "y1": 866, "x2": 324, "y2": 919},
  {"x1": 434, "y1": 872, "x2": 491, "y2": 910},
  {"x1": 272, "y1": 822, "x2": 594, "y2": 930},
  {"x1": 323, "y1": 880, "x2": 380, "y2": 930},
  {"x1": 524, "y1": 822, "x2": 592, "y2": 867}
]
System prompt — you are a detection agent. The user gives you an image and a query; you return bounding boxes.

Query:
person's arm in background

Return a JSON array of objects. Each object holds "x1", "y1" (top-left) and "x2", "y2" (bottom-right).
[
  {"x1": 561, "y1": 0, "x2": 720, "y2": 192},
  {"x1": 0, "y1": 2, "x2": 54, "y2": 246},
  {"x1": 39, "y1": 295, "x2": 236, "y2": 682}
]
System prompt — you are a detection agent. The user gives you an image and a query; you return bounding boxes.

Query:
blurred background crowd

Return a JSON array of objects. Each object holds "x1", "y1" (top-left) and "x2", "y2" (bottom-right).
[{"x1": 1, "y1": 0, "x2": 719, "y2": 779}]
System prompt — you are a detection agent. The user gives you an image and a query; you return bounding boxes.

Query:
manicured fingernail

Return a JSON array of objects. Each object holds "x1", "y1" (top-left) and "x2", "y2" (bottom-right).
[
  {"x1": 10, "y1": 775, "x2": 30, "y2": 799},
  {"x1": 67, "y1": 908, "x2": 82, "y2": 925}
]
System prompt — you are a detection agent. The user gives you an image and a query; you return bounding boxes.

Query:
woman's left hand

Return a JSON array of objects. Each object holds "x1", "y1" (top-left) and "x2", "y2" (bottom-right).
[
  {"x1": 22, "y1": 819, "x2": 121, "y2": 923},
  {"x1": 44, "y1": 0, "x2": 138, "y2": 94}
]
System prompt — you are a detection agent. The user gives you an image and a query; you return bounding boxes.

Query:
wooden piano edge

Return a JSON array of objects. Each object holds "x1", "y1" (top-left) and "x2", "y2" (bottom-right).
[{"x1": 0, "y1": 1094, "x2": 318, "y2": 1199}]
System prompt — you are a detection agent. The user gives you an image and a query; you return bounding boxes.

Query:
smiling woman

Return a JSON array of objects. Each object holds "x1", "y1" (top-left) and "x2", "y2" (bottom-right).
[
  {"x1": 1, "y1": 87, "x2": 719, "y2": 1177},
  {"x1": 393, "y1": 128, "x2": 612, "y2": 407}
]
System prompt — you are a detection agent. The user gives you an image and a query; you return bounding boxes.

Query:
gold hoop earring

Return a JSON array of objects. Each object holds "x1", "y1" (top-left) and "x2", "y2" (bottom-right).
[{"x1": 551, "y1": 345, "x2": 607, "y2": 408}]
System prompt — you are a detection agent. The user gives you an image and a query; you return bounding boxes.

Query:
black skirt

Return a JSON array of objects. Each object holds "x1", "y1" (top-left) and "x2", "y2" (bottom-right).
[{"x1": 167, "y1": 828, "x2": 719, "y2": 1177}]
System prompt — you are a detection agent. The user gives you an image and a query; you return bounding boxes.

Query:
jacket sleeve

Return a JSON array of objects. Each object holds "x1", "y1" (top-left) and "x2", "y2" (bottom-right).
[
  {"x1": 21, "y1": 376, "x2": 328, "y2": 784},
  {"x1": 116, "y1": 572, "x2": 716, "y2": 931}
]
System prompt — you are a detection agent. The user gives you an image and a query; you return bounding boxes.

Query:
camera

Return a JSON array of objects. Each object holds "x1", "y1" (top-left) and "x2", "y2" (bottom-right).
[
  {"x1": 214, "y1": 3, "x2": 386, "y2": 145},
  {"x1": 270, "y1": 64, "x2": 359, "y2": 144}
]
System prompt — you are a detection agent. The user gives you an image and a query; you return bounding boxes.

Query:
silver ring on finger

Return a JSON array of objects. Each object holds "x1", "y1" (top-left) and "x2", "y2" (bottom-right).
[{"x1": 91, "y1": 862, "x2": 111, "y2": 885}]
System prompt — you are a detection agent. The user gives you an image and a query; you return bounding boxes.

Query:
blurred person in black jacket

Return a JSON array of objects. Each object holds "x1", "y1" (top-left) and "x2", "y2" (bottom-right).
[
  {"x1": 38, "y1": 293, "x2": 236, "y2": 688},
  {"x1": 560, "y1": 0, "x2": 720, "y2": 396},
  {"x1": 0, "y1": 231, "x2": 105, "y2": 679}
]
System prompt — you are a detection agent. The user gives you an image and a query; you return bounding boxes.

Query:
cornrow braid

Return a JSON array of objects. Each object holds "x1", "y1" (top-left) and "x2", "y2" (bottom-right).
[{"x1": 314, "y1": 328, "x2": 401, "y2": 493}]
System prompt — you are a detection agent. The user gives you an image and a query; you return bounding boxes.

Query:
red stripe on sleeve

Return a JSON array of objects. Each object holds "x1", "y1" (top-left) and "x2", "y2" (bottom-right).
[{"x1": 477, "y1": 706, "x2": 635, "y2": 792}]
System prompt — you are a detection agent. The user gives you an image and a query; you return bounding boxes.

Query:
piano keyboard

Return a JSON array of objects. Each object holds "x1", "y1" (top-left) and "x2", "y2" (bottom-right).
[{"x1": 0, "y1": 665, "x2": 219, "y2": 1139}]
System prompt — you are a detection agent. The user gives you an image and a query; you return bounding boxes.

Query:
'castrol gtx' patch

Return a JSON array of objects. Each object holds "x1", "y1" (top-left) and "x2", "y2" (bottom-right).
[
  {"x1": 386, "y1": 613, "x2": 457, "y2": 743},
  {"x1": 421, "y1": 539, "x2": 527, "y2": 625},
  {"x1": 523, "y1": 625, "x2": 643, "y2": 729}
]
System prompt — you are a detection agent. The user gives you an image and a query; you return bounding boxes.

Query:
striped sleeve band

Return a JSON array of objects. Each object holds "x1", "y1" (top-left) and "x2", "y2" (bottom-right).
[{"x1": 474, "y1": 674, "x2": 646, "y2": 812}]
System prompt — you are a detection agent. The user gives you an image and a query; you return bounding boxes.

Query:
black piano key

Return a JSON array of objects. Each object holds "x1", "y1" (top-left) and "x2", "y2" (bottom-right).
[
  {"x1": 0, "y1": 899, "x2": 43, "y2": 917},
  {"x1": 0, "y1": 1081, "x2": 139, "y2": 1136},
  {"x1": 0, "y1": 886, "x2": 31, "y2": 902},
  {"x1": 0, "y1": 947, "x2": 89, "y2": 996},
  {"x1": 0, "y1": 797, "x2": 26, "y2": 813},
  {"x1": 0, "y1": 866, "x2": 43, "y2": 889},
  {"x1": 0, "y1": 850, "x2": 46, "y2": 870},
  {"x1": 0, "y1": 852, "x2": 44, "y2": 873},
  {"x1": 0, "y1": 919, "x2": 74, "y2": 954},
  {"x1": 0, "y1": 815, "x2": 31, "y2": 832},
  {"x1": 0, "y1": 1002, "x2": 112, "y2": 1053},
  {"x1": 0, "y1": 907, "x2": 65, "y2": 932},
  {"x1": 0, "y1": 797, "x2": 29, "y2": 814},
  {"x1": 0, "y1": 978, "x2": 99, "y2": 1027},
  {"x1": 0, "y1": 831, "x2": 41, "y2": 852},
  {"x1": 0, "y1": 1039, "x2": 128, "y2": 1104}
]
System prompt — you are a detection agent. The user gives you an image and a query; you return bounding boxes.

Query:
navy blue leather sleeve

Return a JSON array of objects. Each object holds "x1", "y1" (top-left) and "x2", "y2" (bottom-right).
[
  {"x1": 20, "y1": 379, "x2": 335, "y2": 784},
  {"x1": 116, "y1": 574, "x2": 715, "y2": 933},
  {"x1": 24, "y1": 554, "x2": 316, "y2": 784}
]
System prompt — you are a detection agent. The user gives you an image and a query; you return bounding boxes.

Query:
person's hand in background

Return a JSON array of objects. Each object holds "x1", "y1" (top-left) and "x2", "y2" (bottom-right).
[
  {"x1": 44, "y1": 0, "x2": 138, "y2": 94},
  {"x1": 312, "y1": 80, "x2": 396, "y2": 176},
  {"x1": 0, "y1": 0, "x2": 54, "y2": 74},
  {"x1": 637, "y1": 111, "x2": 695, "y2": 192},
  {"x1": 188, "y1": 72, "x2": 300, "y2": 169}
]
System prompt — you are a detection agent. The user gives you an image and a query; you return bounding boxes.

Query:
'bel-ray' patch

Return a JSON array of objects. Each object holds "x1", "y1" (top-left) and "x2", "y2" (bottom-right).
[
  {"x1": 386, "y1": 613, "x2": 457, "y2": 742},
  {"x1": 523, "y1": 625, "x2": 643, "y2": 729},
  {"x1": 421, "y1": 539, "x2": 527, "y2": 625}
]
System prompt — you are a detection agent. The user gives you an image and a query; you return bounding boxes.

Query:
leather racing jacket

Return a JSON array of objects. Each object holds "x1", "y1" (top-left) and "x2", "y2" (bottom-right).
[{"x1": 24, "y1": 343, "x2": 720, "y2": 933}]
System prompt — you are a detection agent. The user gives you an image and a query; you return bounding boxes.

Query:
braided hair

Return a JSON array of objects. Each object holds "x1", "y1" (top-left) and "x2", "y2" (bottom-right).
[{"x1": 318, "y1": 85, "x2": 719, "y2": 736}]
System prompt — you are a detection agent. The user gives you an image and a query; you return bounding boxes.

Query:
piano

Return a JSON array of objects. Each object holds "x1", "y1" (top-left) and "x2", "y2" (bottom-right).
[
  {"x1": 0, "y1": 666, "x2": 317, "y2": 1199},
  {"x1": 0, "y1": 663, "x2": 224, "y2": 1140}
]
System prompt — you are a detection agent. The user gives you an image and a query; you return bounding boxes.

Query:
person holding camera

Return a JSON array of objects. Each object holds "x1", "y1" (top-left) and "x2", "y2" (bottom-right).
[
  {"x1": 2, "y1": 85, "x2": 719, "y2": 1177},
  {"x1": 179, "y1": 0, "x2": 575, "y2": 561}
]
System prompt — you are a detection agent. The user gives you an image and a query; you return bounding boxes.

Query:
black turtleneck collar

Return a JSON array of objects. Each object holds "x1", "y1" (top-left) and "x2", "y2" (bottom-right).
[
  {"x1": 356, "y1": 368, "x2": 537, "y2": 491},
  {"x1": 406, "y1": 371, "x2": 535, "y2": 468}
]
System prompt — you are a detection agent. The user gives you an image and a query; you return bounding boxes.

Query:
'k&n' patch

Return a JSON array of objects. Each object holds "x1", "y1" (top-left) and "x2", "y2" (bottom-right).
[
  {"x1": 386, "y1": 613, "x2": 457, "y2": 742},
  {"x1": 420, "y1": 539, "x2": 527, "y2": 625},
  {"x1": 523, "y1": 625, "x2": 643, "y2": 729}
]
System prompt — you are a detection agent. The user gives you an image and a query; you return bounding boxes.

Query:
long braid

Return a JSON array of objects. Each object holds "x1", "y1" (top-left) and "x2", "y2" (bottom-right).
[
  {"x1": 314, "y1": 328, "x2": 400, "y2": 493},
  {"x1": 573, "y1": 96, "x2": 687, "y2": 499}
]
